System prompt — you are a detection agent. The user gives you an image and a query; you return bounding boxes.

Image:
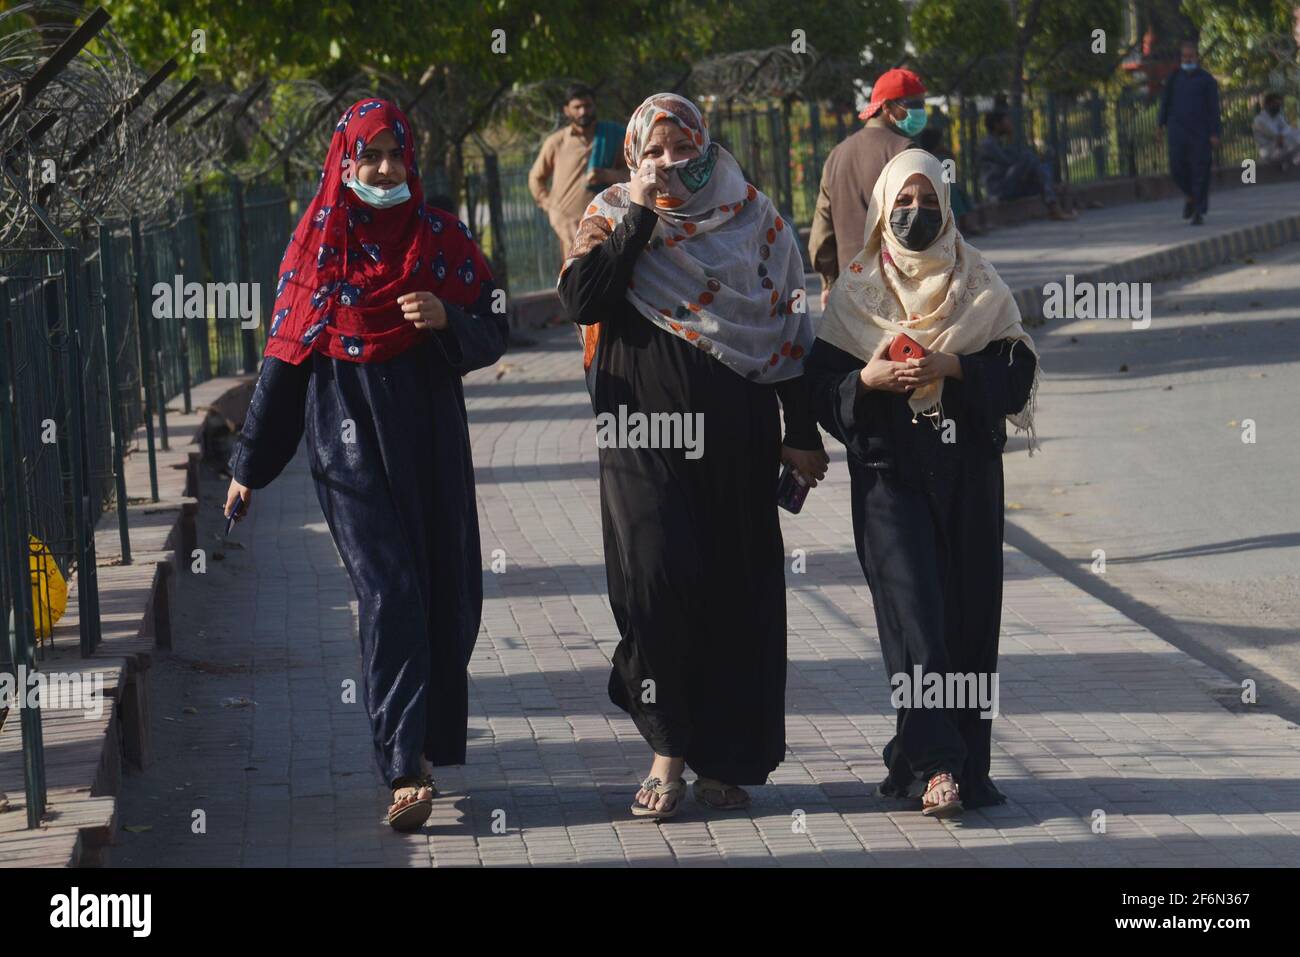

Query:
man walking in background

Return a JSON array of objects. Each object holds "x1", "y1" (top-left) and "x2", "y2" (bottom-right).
[
  {"x1": 1158, "y1": 39, "x2": 1221, "y2": 226},
  {"x1": 808, "y1": 66, "x2": 926, "y2": 309},
  {"x1": 529, "y1": 83, "x2": 628, "y2": 256}
]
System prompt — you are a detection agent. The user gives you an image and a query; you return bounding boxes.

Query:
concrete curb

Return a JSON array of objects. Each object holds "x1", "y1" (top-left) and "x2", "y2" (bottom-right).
[{"x1": 1013, "y1": 213, "x2": 1300, "y2": 326}]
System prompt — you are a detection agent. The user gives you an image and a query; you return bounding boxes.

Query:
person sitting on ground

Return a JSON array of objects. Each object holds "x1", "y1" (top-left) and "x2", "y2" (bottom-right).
[
  {"x1": 976, "y1": 110, "x2": 1074, "y2": 221},
  {"x1": 1253, "y1": 93, "x2": 1300, "y2": 170}
]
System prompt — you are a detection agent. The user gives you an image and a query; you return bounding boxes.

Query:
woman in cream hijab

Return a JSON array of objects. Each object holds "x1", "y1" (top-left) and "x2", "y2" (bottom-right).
[{"x1": 806, "y1": 149, "x2": 1039, "y2": 817}]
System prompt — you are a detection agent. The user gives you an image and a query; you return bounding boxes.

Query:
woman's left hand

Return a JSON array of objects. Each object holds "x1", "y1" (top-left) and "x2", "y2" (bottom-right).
[
  {"x1": 896, "y1": 351, "x2": 961, "y2": 389},
  {"x1": 398, "y1": 291, "x2": 448, "y2": 331},
  {"x1": 781, "y1": 445, "x2": 830, "y2": 488}
]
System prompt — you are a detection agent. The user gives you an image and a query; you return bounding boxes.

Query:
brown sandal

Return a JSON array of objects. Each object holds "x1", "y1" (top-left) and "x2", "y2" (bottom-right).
[
  {"x1": 693, "y1": 776, "x2": 750, "y2": 810},
  {"x1": 387, "y1": 775, "x2": 437, "y2": 831},
  {"x1": 921, "y1": 772, "x2": 963, "y2": 818}
]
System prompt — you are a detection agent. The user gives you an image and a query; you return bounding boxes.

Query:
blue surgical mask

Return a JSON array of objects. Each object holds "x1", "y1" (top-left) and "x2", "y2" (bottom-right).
[
  {"x1": 1181, "y1": 61, "x2": 1197, "y2": 72},
  {"x1": 895, "y1": 107, "x2": 928, "y2": 137},
  {"x1": 346, "y1": 177, "x2": 411, "y2": 208}
]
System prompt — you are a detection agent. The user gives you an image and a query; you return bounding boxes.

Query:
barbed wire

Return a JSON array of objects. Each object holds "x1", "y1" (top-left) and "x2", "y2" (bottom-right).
[
  {"x1": 0, "y1": 1, "x2": 141, "y2": 245},
  {"x1": 690, "y1": 44, "x2": 821, "y2": 103},
  {"x1": 0, "y1": 3, "x2": 378, "y2": 248}
]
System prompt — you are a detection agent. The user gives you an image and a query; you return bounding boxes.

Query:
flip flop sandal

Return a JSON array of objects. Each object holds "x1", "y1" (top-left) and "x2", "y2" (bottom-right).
[
  {"x1": 387, "y1": 775, "x2": 437, "y2": 831},
  {"x1": 693, "y1": 776, "x2": 751, "y2": 810},
  {"x1": 921, "y1": 772, "x2": 963, "y2": 819},
  {"x1": 630, "y1": 775, "x2": 686, "y2": 819}
]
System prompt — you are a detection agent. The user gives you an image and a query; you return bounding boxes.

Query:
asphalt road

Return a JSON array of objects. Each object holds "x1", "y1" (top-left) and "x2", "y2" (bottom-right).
[{"x1": 1000, "y1": 241, "x2": 1300, "y2": 723}]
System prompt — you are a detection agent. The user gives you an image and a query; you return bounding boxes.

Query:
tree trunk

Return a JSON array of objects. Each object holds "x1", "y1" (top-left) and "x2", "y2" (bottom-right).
[{"x1": 1008, "y1": 0, "x2": 1046, "y2": 145}]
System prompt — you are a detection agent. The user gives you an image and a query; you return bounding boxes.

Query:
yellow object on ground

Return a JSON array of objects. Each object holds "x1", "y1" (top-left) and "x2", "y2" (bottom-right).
[{"x1": 29, "y1": 536, "x2": 67, "y2": 642}]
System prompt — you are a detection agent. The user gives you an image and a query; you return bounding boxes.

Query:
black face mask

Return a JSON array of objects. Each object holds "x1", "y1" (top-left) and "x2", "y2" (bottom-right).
[{"x1": 889, "y1": 205, "x2": 943, "y2": 251}]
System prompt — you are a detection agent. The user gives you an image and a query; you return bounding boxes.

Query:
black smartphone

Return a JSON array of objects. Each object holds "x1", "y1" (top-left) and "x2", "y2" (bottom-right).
[
  {"x1": 225, "y1": 498, "x2": 243, "y2": 536},
  {"x1": 777, "y1": 463, "x2": 811, "y2": 514}
]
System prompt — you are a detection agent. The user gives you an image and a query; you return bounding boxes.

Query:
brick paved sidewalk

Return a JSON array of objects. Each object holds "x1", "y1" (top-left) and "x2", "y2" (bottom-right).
[{"x1": 115, "y1": 326, "x2": 1300, "y2": 867}]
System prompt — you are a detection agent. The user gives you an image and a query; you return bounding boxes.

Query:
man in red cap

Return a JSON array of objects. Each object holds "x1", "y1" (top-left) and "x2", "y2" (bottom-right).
[{"x1": 809, "y1": 67, "x2": 927, "y2": 308}]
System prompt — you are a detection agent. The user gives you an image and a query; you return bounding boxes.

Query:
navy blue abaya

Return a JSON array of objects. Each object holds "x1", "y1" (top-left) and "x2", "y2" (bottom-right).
[{"x1": 228, "y1": 287, "x2": 507, "y2": 786}]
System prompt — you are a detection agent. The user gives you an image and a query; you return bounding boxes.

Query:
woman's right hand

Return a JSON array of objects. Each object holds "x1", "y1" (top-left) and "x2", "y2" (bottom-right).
[
  {"x1": 224, "y1": 479, "x2": 251, "y2": 524},
  {"x1": 628, "y1": 159, "x2": 668, "y2": 208},
  {"x1": 859, "y1": 336, "x2": 910, "y2": 393}
]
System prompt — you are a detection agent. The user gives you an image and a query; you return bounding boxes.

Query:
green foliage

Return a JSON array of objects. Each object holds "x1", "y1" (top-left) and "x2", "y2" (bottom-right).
[
  {"x1": 910, "y1": 0, "x2": 1013, "y2": 95},
  {"x1": 1182, "y1": 0, "x2": 1297, "y2": 86},
  {"x1": 708, "y1": 0, "x2": 905, "y2": 65},
  {"x1": 1026, "y1": 0, "x2": 1125, "y2": 94},
  {"x1": 910, "y1": 0, "x2": 1127, "y2": 98}
]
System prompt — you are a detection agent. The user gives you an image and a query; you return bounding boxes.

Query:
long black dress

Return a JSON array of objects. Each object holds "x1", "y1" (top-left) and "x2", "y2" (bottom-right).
[
  {"x1": 558, "y1": 201, "x2": 822, "y2": 785},
  {"x1": 228, "y1": 287, "x2": 507, "y2": 787},
  {"x1": 804, "y1": 335, "x2": 1036, "y2": 808}
]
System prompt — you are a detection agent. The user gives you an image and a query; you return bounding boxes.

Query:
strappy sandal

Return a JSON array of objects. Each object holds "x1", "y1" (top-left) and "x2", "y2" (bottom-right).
[
  {"x1": 693, "y1": 776, "x2": 751, "y2": 810},
  {"x1": 921, "y1": 772, "x2": 963, "y2": 818},
  {"x1": 387, "y1": 775, "x2": 437, "y2": 831},
  {"x1": 630, "y1": 775, "x2": 686, "y2": 819}
]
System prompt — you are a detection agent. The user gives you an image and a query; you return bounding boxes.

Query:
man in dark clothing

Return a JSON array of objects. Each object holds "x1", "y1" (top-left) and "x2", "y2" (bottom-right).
[
  {"x1": 1158, "y1": 39, "x2": 1221, "y2": 225},
  {"x1": 976, "y1": 111, "x2": 1074, "y2": 220}
]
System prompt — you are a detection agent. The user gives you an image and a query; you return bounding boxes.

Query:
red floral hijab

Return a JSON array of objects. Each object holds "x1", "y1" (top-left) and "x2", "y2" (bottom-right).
[{"x1": 264, "y1": 98, "x2": 492, "y2": 365}]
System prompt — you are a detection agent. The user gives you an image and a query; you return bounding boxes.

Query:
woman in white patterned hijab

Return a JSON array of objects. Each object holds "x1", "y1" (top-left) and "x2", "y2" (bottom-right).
[{"x1": 558, "y1": 91, "x2": 829, "y2": 820}]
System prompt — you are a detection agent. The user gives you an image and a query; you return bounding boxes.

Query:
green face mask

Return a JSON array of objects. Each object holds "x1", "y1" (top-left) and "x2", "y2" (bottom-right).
[
  {"x1": 895, "y1": 107, "x2": 928, "y2": 138},
  {"x1": 666, "y1": 143, "x2": 718, "y2": 193}
]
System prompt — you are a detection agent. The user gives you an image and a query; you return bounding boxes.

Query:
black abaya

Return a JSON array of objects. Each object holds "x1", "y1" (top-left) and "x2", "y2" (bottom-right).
[
  {"x1": 558, "y1": 202, "x2": 822, "y2": 784},
  {"x1": 228, "y1": 289, "x2": 507, "y2": 787},
  {"x1": 804, "y1": 335, "x2": 1036, "y2": 808}
]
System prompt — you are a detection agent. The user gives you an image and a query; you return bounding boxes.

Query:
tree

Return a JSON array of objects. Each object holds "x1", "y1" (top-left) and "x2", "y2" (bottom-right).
[
  {"x1": 910, "y1": 0, "x2": 1015, "y2": 96},
  {"x1": 1182, "y1": 0, "x2": 1297, "y2": 86},
  {"x1": 1025, "y1": 0, "x2": 1125, "y2": 95}
]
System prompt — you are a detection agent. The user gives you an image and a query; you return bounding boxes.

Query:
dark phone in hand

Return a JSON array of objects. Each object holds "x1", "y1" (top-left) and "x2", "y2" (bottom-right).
[
  {"x1": 777, "y1": 463, "x2": 811, "y2": 514},
  {"x1": 225, "y1": 498, "x2": 243, "y2": 536}
]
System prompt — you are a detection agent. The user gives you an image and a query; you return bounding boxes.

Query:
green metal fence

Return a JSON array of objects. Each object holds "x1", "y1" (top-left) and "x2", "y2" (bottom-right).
[
  {"x1": 471, "y1": 85, "x2": 1297, "y2": 298},
  {"x1": 0, "y1": 179, "x2": 294, "y2": 829}
]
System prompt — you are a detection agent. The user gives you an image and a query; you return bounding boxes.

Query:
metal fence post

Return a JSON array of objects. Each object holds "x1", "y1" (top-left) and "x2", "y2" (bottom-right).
[
  {"x1": 0, "y1": 307, "x2": 48, "y2": 828},
  {"x1": 774, "y1": 103, "x2": 793, "y2": 217},
  {"x1": 1046, "y1": 92, "x2": 1063, "y2": 186},
  {"x1": 60, "y1": 246, "x2": 102, "y2": 657},
  {"x1": 962, "y1": 97, "x2": 982, "y2": 204},
  {"x1": 233, "y1": 179, "x2": 257, "y2": 373},
  {"x1": 809, "y1": 100, "x2": 823, "y2": 183},
  {"x1": 129, "y1": 217, "x2": 160, "y2": 501},
  {"x1": 1118, "y1": 88, "x2": 1138, "y2": 177},
  {"x1": 482, "y1": 152, "x2": 509, "y2": 293},
  {"x1": 1089, "y1": 88, "x2": 1107, "y2": 179},
  {"x1": 179, "y1": 311, "x2": 192, "y2": 415},
  {"x1": 97, "y1": 225, "x2": 132, "y2": 564}
]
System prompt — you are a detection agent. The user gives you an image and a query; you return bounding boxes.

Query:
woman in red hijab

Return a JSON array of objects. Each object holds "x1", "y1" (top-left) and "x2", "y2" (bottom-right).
[{"x1": 222, "y1": 99, "x2": 507, "y2": 831}]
